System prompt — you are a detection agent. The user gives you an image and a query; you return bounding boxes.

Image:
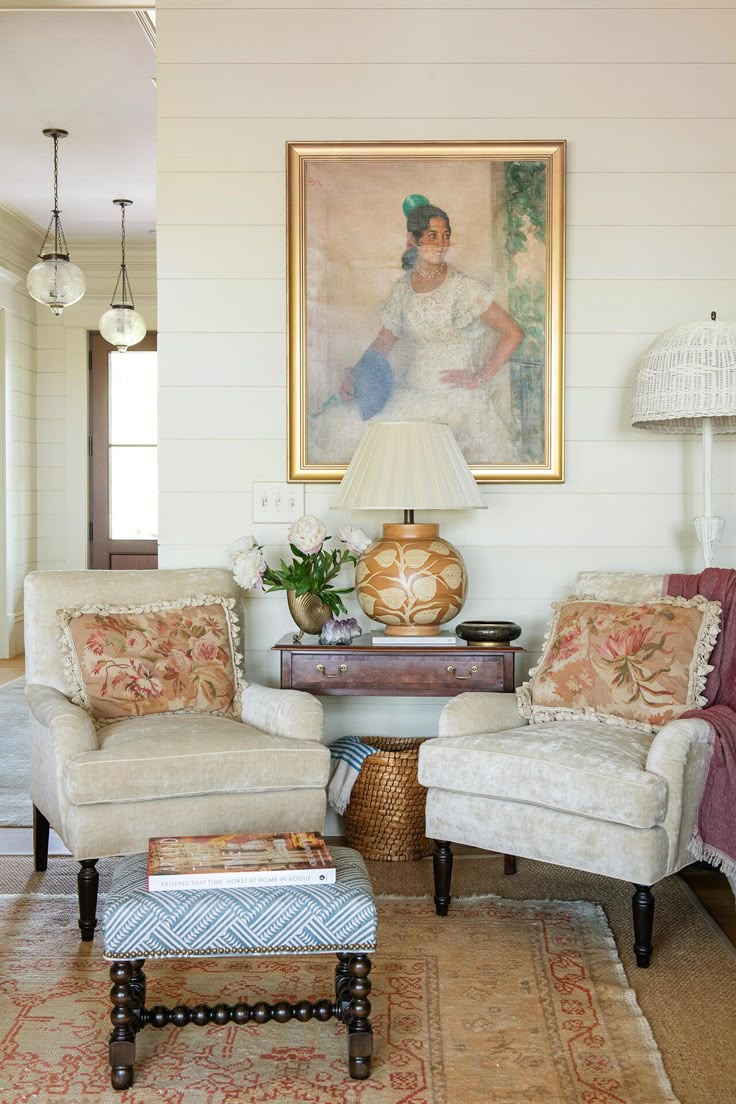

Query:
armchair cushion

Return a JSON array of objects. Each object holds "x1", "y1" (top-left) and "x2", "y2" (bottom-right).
[
  {"x1": 516, "y1": 595, "x2": 720, "y2": 733},
  {"x1": 58, "y1": 595, "x2": 244, "y2": 723},
  {"x1": 418, "y1": 719, "x2": 668, "y2": 829},
  {"x1": 64, "y1": 713, "x2": 329, "y2": 806}
]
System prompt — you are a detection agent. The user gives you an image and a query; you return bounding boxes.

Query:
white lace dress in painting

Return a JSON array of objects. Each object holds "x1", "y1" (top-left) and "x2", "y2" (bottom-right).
[{"x1": 309, "y1": 265, "x2": 518, "y2": 465}]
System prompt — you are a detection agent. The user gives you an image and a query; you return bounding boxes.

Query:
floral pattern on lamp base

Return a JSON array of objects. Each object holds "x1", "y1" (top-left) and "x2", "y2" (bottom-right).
[{"x1": 355, "y1": 523, "x2": 467, "y2": 636}]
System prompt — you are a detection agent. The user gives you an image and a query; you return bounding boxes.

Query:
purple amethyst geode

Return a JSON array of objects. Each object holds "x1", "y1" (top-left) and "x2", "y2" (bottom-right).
[{"x1": 318, "y1": 617, "x2": 363, "y2": 645}]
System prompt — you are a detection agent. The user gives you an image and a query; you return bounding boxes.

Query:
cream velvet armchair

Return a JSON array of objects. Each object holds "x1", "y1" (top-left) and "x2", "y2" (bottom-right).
[
  {"x1": 417, "y1": 572, "x2": 713, "y2": 967},
  {"x1": 24, "y1": 568, "x2": 329, "y2": 941}
]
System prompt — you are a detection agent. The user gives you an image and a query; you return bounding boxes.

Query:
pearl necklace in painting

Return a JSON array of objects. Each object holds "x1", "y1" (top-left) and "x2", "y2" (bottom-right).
[{"x1": 413, "y1": 261, "x2": 447, "y2": 280}]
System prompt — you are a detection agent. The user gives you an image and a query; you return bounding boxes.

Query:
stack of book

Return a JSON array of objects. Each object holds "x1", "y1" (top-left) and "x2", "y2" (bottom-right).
[
  {"x1": 371, "y1": 631, "x2": 458, "y2": 646},
  {"x1": 147, "y1": 831, "x2": 336, "y2": 892}
]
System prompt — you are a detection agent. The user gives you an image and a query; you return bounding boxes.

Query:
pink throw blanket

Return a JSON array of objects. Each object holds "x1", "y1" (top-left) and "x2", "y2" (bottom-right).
[{"x1": 666, "y1": 568, "x2": 736, "y2": 879}]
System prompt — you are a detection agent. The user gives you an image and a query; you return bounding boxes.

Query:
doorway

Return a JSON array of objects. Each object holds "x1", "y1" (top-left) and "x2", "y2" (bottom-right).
[{"x1": 88, "y1": 332, "x2": 158, "y2": 569}]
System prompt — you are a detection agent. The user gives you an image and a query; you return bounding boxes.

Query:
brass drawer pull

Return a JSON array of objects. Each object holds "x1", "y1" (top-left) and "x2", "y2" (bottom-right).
[
  {"x1": 316, "y1": 663, "x2": 348, "y2": 678},
  {"x1": 446, "y1": 664, "x2": 479, "y2": 680}
]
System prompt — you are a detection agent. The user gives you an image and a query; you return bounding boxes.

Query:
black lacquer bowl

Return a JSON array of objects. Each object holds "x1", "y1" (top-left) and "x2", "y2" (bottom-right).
[{"x1": 455, "y1": 620, "x2": 522, "y2": 647}]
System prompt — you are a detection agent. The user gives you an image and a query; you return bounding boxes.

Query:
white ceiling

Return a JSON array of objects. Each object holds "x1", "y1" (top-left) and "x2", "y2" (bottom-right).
[{"x1": 0, "y1": 10, "x2": 156, "y2": 241}]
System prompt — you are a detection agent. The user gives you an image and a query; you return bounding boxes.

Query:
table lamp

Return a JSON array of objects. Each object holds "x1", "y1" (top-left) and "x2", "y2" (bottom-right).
[
  {"x1": 331, "y1": 421, "x2": 485, "y2": 635},
  {"x1": 631, "y1": 312, "x2": 736, "y2": 566}
]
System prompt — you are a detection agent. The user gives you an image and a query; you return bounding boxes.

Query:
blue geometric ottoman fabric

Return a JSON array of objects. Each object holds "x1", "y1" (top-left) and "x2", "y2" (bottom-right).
[{"x1": 103, "y1": 846, "x2": 377, "y2": 960}]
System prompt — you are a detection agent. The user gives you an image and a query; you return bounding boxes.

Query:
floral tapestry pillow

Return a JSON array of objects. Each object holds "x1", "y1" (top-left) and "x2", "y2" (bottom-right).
[
  {"x1": 516, "y1": 595, "x2": 721, "y2": 733},
  {"x1": 58, "y1": 595, "x2": 244, "y2": 723}
]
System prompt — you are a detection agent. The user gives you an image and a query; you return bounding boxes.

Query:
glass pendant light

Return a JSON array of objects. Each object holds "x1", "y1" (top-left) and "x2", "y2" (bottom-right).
[
  {"x1": 99, "y1": 199, "x2": 147, "y2": 352},
  {"x1": 26, "y1": 128, "x2": 86, "y2": 316}
]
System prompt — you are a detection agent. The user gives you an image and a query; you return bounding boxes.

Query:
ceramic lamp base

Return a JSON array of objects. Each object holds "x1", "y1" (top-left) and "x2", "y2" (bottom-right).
[{"x1": 355, "y1": 522, "x2": 467, "y2": 636}]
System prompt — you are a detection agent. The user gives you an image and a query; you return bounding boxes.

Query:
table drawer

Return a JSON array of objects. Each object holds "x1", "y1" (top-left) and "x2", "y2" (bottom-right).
[{"x1": 287, "y1": 651, "x2": 507, "y2": 695}]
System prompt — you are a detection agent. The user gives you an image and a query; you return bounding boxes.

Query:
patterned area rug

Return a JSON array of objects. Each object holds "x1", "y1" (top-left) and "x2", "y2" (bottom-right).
[{"x1": 0, "y1": 863, "x2": 678, "y2": 1104}]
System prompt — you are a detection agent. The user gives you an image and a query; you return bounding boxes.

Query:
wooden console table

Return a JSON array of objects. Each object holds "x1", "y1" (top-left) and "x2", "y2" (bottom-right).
[{"x1": 273, "y1": 633, "x2": 521, "y2": 697}]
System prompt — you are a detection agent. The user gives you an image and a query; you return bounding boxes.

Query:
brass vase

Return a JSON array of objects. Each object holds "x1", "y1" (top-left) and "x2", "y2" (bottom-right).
[{"x1": 287, "y1": 591, "x2": 332, "y2": 642}]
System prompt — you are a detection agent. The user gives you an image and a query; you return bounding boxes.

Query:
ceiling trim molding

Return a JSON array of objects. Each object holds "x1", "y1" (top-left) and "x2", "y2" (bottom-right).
[
  {"x1": 0, "y1": 203, "x2": 41, "y2": 276},
  {"x1": 70, "y1": 240, "x2": 156, "y2": 272},
  {"x1": 0, "y1": 3, "x2": 151, "y2": 9},
  {"x1": 135, "y1": 10, "x2": 155, "y2": 48}
]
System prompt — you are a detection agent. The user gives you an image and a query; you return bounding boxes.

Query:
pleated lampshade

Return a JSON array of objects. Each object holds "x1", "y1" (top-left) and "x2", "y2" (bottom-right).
[{"x1": 331, "y1": 420, "x2": 484, "y2": 511}]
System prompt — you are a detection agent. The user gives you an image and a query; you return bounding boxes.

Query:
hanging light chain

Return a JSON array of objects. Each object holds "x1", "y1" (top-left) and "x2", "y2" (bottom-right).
[
  {"x1": 38, "y1": 128, "x2": 70, "y2": 260},
  {"x1": 120, "y1": 199, "x2": 127, "y2": 267},
  {"x1": 52, "y1": 131, "x2": 59, "y2": 216},
  {"x1": 110, "y1": 200, "x2": 136, "y2": 309}
]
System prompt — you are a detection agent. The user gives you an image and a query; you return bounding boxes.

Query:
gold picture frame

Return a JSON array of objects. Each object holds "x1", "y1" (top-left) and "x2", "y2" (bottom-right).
[{"x1": 287, "y1": 140, "x2": 565, "y2": 483}]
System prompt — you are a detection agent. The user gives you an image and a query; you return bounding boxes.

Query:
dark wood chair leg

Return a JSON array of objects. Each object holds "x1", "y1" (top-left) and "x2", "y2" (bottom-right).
[
  {"x1": 345, "y1": 954, "x2": 372, "y2": 1080},
  {"x1": 432, "y1": 839, "x2": 453, "y2": 916},
  {"x1": 503, "y1": 854, "x2": 517, "y2": 876},
  {"x1": 78, "y1": 859, "x2": 99, "y2": 942},
  {"x1": 109, "y1": 960, "x2": 137, "y2": 1090},
  {"x1": 632, "y1": 884, "x2": 654, "y2": 968},
  {"x1": 33, "y1": 806, "x2": 50, "y2": 872}
]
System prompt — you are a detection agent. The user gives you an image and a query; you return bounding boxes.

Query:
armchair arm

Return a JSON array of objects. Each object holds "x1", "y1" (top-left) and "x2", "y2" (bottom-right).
[
  {"x1": 25, "y1": 684, "x2": 98, "y2": 757},
  {"x1": 25, "y1": 684, "x2": 99, "y2": 839},
  {"x1": 438, "y1": 692, "x2": 527, "y2": 739},
  {"x1": 241, "y1": 682, "x2": 324, "y2": 744},
  {"x1": 645, "y1": 715, "x2": 713, "y2": 873}
]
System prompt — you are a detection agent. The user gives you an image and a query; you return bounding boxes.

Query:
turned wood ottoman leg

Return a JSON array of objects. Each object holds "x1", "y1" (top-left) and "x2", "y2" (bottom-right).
[
  {"x1": 345, "y1": 954, "x2": 372, "y2": 1080},
  {"x1": 109, "y1": 960, "x2": 139, "y2": 1090},
  {"x1": 432, "y1": 839, "x2": 453, "y2": 916},
  {"x1": 335, "y1": 952, "x2": 352, "y2": 1012},
  {"x1": 129, "y1": 958, "x2": 147, "y2": 1014}
]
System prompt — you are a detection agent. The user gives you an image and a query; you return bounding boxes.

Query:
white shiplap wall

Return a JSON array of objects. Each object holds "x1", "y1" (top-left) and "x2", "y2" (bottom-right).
[
  {"x1": 0, "y1": 206, "x2": 38, "y2": 657},
  {"x1": 156, "y1": 1, "x2": 736, "y2": 753}
]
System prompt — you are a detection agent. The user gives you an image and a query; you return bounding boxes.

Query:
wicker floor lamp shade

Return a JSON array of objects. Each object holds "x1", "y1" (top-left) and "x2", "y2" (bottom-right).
[{"x1": 632, "y1": 313, "x2": 736, "y2": 565}]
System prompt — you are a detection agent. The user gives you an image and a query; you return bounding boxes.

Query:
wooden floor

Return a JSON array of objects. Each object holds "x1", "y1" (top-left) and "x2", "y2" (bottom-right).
[
  {"x1": 2, "y1": 656, "x2": 733, "y2": 947},
  {"x1": 0, "y1": 655, "x2": 24, "y2": 686}
]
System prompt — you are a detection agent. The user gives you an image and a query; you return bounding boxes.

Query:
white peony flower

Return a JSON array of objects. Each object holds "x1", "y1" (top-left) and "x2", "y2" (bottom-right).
[
  {"x1": 288, "y1": 514, "x2": 327, "y2": 555},
  {"x1": 338, "y1": 525, "x2": 372, "y2": 555},
  {"x1": 225, "y1": 534, "x2": 258, "y2": 567},
  {"x1": 232, "y1": 548, "x2": 267, "y2": 590}
]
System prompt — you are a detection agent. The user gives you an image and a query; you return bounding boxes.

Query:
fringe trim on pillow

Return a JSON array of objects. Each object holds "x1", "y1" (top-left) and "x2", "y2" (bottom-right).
[
  {"x1": 57, "y1": 594, "x2": 246, "y2": 727},
  {"x1": 516, "y1": 593, "x2": 722, "y2": 734}
]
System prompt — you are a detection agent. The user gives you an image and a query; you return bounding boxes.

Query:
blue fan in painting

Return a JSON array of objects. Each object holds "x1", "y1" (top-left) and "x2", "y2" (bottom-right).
[{"x1": 352, "y1": 350, "x2": 392, "y2": 420}]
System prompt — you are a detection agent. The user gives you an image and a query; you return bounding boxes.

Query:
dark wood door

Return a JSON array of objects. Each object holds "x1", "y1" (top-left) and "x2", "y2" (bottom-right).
[{"x1": 89, "y1": 332, "x2": 158, "y2": 569}]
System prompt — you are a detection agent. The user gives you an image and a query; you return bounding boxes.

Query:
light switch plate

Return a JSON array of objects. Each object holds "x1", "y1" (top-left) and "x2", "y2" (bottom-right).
[{"x1": 252, "y1": 482, "x2": 304, "y2": 524}]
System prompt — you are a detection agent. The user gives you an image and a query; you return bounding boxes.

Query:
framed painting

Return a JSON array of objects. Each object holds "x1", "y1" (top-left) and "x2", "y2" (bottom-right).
[{"x1": 287, "y1": 140, "x2": 565, "y2": 483}]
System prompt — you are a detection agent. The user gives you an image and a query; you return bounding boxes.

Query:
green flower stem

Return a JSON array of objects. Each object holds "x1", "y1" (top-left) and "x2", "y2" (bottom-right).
[{"x1": 260, "y1": 544, "x2": 359, "y2": 619}]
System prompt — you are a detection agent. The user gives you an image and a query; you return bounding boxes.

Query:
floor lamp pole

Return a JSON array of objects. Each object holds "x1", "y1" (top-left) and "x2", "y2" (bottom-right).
[{"x1": 694, "y1": 417, "x2": 724, "y2": 568}]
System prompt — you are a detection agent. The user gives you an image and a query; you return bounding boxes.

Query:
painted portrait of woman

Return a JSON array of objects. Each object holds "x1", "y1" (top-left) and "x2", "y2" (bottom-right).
[{"x1": 287, "y1": 143, "x2": 565, "y2": 482}]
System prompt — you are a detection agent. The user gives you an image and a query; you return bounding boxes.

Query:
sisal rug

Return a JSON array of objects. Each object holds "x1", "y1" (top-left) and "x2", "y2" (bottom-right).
[
  {"x1": 0, "y1": 677, "x2": 30, "y2": 828},
  {"x1": 0, "y1": 857, "x2": 703, "y2": 1104}
]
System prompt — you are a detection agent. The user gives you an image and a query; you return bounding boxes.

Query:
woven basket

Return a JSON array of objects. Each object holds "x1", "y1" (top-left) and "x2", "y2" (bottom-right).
[{"x1": 343, "y1": 736, "x2": 432, "y2": 862}]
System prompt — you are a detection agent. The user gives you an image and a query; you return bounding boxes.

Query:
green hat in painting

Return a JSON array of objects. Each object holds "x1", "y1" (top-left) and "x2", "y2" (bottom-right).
[{"x1": 402, "y1": 194, "x2": 431, "y2": 218}]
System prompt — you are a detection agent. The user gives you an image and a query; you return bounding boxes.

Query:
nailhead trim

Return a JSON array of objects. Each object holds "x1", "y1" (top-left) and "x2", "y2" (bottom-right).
[{"x1": 104, "y1": 939, "x2": 377, "y2": 961}]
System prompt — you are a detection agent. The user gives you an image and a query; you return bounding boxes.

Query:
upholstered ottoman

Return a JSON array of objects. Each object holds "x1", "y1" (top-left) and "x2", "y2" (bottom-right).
[{"x1": 102, "y1": 846, "x2": 377, "y2": 1090}]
